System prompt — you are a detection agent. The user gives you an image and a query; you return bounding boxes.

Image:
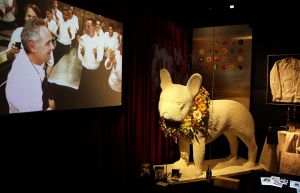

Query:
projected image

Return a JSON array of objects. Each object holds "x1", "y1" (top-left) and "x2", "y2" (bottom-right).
[{"x1": 0, "y1": 0, "x2": 123, "y2": 114}]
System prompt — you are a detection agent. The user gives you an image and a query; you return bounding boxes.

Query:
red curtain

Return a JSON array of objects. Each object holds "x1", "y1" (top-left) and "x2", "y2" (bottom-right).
[{"x1": 125, "y1": 13, "x2": 190, "y2": 174}]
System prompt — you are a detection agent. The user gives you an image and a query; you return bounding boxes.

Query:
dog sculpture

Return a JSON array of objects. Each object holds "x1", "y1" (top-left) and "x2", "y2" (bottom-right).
[{"x1": 158, "y1": 68, "x2": 257, "y2": 176}]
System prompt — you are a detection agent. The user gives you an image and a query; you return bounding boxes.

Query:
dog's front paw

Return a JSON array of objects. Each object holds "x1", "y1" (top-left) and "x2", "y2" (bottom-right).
[
  {"x1": 194, "y1": 167, "x2": 203, "y2": 177},
  {"x1": 172, "y1": 158, "x2": 188, "y2": 168},
  {"x1": 243, "y1": 161, "x2": 255, "y2": 168},
  {"x1": 226, "y1": 155, "x2": 238, "y2": 162}
]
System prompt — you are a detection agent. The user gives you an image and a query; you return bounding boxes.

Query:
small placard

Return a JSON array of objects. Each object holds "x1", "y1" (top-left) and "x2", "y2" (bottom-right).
[
  {"x1": 171, "y1": 169, "x2": 180, "y2": 181},
  {"x1": 290, "y1": 180, "x2": 300, "y2": 189},
  {"x1": 154, "y1": 166, "x2": 165, "y2": 181}
]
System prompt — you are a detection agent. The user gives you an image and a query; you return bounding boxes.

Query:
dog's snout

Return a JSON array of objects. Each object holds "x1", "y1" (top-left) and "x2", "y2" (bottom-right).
[{"x1": 162, "y1": 111, "x2": 171, "y2": 119}]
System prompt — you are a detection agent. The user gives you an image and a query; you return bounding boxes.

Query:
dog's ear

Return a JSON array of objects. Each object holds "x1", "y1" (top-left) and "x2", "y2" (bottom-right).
[
  {"x1": 160, "y1": 68, "x2": 173, "y2": 90},
  {"x1": 186, "y1": 73, "x2": 202, "y2": 98}
]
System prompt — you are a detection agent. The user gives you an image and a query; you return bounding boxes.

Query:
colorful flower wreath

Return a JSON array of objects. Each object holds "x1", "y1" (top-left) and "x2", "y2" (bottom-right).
[{"x1": 159, "y1": 87, "x2": 210, "y2": 143}]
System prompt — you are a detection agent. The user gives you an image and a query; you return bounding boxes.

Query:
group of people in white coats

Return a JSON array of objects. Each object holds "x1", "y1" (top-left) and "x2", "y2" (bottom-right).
[{"x1": 4, "y1": 1, "x2": 122, "y2": 113}]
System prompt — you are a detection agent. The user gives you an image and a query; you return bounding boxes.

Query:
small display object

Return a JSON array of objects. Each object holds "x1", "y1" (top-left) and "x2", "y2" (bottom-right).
[
  {"x1": 140, "y1": 163, "x2": 151, "y2": 177},
  {"x1": 154, "y1": 166, "x2": 165, "y2": 181},
  {"x1": 171, "y1": 169, "x2": 180, "y2": 181}
]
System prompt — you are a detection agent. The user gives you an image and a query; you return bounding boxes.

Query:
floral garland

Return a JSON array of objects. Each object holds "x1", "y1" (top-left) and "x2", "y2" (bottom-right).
[{"x1": 159, "y1": 87, "x2": 210, "y2": 143}]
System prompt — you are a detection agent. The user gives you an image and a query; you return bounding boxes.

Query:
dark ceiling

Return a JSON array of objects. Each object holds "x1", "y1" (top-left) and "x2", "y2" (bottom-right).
[
  {"x1": 68, "y1": 0, "x2": 253, "y2": 25},
  {"x1": 68, "y1": 0, "x2": 297, "y2": 27},
  {"x1": 150, "y1": 0, "x2": 253, "y2": 27}
]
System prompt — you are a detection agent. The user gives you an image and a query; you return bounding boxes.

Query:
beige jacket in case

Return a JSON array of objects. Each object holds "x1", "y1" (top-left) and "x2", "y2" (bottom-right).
[{"x1": 270, "y1": 57, "x2": 300, "y2": 103}]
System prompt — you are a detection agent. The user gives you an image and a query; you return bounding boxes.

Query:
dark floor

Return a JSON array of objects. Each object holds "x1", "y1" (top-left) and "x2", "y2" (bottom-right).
[{"x1": 133, "y1": 169, "x2": 300, "y2": 193}]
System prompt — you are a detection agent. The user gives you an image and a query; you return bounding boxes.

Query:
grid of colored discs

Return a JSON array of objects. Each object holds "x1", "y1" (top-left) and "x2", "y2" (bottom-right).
[{"x1": 197, "y1": 39, "x2": 246, "y2": 71}]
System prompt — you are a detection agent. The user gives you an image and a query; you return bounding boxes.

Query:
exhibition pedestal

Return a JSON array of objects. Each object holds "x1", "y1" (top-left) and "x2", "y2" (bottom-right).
[{"x1": 156, "y1": 157, "x2": 264, "y2": 184}]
